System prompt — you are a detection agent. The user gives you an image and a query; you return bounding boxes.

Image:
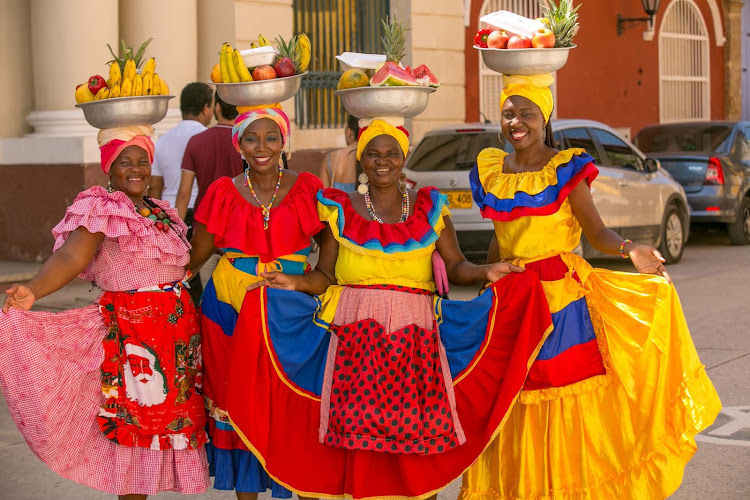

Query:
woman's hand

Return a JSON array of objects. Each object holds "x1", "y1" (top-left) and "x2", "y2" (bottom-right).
[
  {"x1": 246, "y1": 272, "x2": 299, "y2": 292},
  {"x1": 2, "y1": 284, "x2": 36, "y2": 312},
  {"x1": 629, "y1": 243, "x2": 672, "y2": 284},
  {"x1": 484, "y1": 261, "x2": 525, "y2": 283}
]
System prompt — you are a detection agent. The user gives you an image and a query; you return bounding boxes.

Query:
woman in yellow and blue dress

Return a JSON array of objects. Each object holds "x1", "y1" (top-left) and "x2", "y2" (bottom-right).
[
  {"x1": 217, "y1": 119, "x2": 555, "y2": 499},
  {"x1": 461, "y1": 74, "x2": 722, "y2": 500}
]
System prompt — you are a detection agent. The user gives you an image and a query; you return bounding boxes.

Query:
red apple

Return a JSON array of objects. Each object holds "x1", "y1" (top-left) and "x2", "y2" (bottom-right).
[
  {"x1": 507, "y1": 35, "x2": 532, "y2": 49},
  {"x1": 252, "y1": 65, "x2": 277, "y2": 81},
  {"x1": 273, "y1": 57, "x2": 296, "y2": 78},
  {"x1": 531, "y1": 28, "x2": 556, "y2": 48},
  {"x1": 487, "y1": 30, "x2": 510, "y2": 49}
]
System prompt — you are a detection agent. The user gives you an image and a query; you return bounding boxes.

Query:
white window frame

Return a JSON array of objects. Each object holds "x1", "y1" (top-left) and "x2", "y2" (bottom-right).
[
  {"x1": 658, "y1": 0, "x2": 711, "y2": 123},
  {"x1": 477, "y1": 0, "x2": 557, "y2": 123}
]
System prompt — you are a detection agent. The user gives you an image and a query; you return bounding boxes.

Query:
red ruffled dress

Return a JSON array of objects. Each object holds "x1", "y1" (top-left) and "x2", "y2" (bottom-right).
[
  {"x1": 221, "y1": 187, "x2": 554, "y2": 499},
  {"x1": 195, "y1": 173, "x2": 323, "y2": 496},
  {"x1": 0, "y1": 186, "x2": 209, "y2": 495}
]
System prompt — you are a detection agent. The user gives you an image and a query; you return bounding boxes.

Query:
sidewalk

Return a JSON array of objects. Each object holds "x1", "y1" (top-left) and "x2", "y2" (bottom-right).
[{"x1": 0, "y1": 261, "x2": 42, "y2": 285}]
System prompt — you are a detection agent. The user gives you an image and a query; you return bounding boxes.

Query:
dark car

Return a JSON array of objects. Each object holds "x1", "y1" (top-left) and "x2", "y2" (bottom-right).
[{"x1": 635, "y1": 121, "x2": 750, "y2": 245}]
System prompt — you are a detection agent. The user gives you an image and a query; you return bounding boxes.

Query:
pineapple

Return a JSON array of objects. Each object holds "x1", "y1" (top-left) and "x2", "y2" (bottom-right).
[
  {"x1": 275, "y1": 34, "x2": 301, "y2": 73},
  {"x1": 106, "y1": 37, "x2": 154, "y2": 75},
  {"x1": 381, "y1": 15, "x2": 411, "y2": 64},
  {"x1": 540, "y1": 0, "x2": 580, "y2": 48}
]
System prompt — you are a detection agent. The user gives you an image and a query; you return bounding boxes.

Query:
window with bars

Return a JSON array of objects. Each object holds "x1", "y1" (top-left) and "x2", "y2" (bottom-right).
[
  {"x1": 294, "y1": 0, "x2": 390, "y2": 128},
  {"x1": 478, "y1": 0, "x2": 558, "y2": 123},
  {"x1": 658, "y1": 0, "x2": 711, "y2": 123}
]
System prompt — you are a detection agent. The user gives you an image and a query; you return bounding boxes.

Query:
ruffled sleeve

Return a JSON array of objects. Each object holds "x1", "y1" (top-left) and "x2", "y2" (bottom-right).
[
  {"x1": 194, "y1": 172, "x2": 324, "y2": 260},
  {"x1": 470, "y1": 148, "x2": 598, "y2": 222},
  {"x1": 317, "y1": 186, "x2": 451, "y2": 258},
  {"x1": 51, "y1": 186, "x2": 190, "y2": 280}
]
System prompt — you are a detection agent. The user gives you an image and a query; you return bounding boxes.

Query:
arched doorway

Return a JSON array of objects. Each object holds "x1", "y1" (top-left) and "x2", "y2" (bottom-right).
[
  {"x1": 477, "y1": 0, "x2": 556, "y2": 122},
  {"x1": 658, "y1": 0, "x2": 711, "y2": 123}
]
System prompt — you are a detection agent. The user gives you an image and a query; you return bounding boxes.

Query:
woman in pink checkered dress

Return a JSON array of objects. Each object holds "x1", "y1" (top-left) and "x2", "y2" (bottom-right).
[{"x1": 0, "y1": 126, "x2": 210, "y2": 498}]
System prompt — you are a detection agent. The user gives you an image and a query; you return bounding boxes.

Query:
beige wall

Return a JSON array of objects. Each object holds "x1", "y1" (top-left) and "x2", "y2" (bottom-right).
[
  {"x1": 0, "y1": 0, "x2": 33, "y2": 137},
  {"x1": 198, "y1": 0, "x2": 235, "y2": 84}
]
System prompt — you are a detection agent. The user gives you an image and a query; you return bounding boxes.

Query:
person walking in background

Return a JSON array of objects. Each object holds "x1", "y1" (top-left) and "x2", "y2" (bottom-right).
[
  {"x1": 318, "y1": 113, "x2": 359, "y2": 192},
  {"x1": 149, "y1": 82, "x2": 214, "y2": 303},
  {"x1": 176, "y1": 91, "x2": 243, "y2": 285}
]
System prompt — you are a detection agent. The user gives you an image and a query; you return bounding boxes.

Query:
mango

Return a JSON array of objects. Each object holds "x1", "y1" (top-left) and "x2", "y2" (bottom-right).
[{"x1": 336, "y1": 69, "x2": 369, "y2": 90}]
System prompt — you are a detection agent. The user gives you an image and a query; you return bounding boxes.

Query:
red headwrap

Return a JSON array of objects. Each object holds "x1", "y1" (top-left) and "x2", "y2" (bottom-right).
[{"x1": 97, "y1": 126, "x2": 155, "y2": 174}]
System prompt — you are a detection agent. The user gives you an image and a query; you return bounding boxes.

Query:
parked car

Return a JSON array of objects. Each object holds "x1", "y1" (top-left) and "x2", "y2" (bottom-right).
[
  {"x1": 404, "y1": 119, "x2": 690, "y2": 263},
  {"x1": 634, "y1": 121, "x2": 750, "y2": 245}
]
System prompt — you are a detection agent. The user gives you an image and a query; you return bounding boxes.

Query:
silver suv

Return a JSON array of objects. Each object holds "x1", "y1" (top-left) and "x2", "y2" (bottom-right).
[{"x1": 404, "y1": 119, "x2": 690, "y2": 263}]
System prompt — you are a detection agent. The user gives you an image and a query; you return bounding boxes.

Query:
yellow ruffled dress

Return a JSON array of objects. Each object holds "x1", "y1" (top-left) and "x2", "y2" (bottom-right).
[{"x1": 461, "y1": 148, "x2": 722, "y2": 500}]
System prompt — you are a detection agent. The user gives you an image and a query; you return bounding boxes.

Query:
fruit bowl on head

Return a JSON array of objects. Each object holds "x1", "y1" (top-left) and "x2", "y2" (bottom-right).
[
  {"x1": 334, "y1": 86, "x2": 436, "y2": 119},
  {"x1": 75, "y1": 95, "x2": 174, "y2": 129},
  {"x1": 213, "y1": 72, "x2": 307, "y2": 107},
  {"x1": 476, "y1": 45, "x2": 575, "y2": 75}
]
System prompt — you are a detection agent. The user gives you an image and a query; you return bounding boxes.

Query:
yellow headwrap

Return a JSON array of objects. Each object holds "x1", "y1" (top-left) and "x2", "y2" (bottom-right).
[
  {"x1": 499, "y1": 74, "x2": 555, "y2": 123},
  {"x1": 356, "y1": 119, "x2": 410, "y2": 161}
]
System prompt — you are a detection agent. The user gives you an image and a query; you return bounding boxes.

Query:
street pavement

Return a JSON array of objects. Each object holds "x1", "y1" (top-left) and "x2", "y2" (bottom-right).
[{"x1": 0, "y1": 229, "x2": 748, "y2": 499}]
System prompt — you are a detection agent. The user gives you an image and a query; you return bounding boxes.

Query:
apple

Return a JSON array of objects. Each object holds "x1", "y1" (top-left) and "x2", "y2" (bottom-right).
[
  {"x1": 531, "y1": 28, "x2": 556, "y2": 48},
  {"x1": 252, "y1": 65, "x2": 277, "y2": 81},
  {"x1": 274, "y1": 57, "x2": 296, "y2": 78},
  {"x1": 507, "y1": 35, "x2": 532, "y2": 49},
  {"x1": 487, "y1": 30, "x2": 510, "y2": 49}
]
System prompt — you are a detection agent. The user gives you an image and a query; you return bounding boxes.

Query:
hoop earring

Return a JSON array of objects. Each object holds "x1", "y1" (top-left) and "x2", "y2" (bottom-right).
[
  {"x1": 107, "y1": 180, "x2": 114, "y2": 193},
  {"x1": 357, "y1": 172, "x2": 369, "y2": 195},
  {"x1": 399, "y1": 172, "x2": 407, "y2": 194}
]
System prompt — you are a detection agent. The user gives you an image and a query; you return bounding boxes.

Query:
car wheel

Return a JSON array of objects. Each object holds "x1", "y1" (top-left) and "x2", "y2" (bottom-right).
[
  {"x1": 659, "y1": 205, "x2": 685, "y2": 264},
  {"x1": 728, "y1": 196, "x2": 750, "y2": 245}
]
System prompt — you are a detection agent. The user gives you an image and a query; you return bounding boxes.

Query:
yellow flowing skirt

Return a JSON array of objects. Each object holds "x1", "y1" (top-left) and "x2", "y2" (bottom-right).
[{"x1": 460, "y1": 254, "x2": 721, "y2": 500}]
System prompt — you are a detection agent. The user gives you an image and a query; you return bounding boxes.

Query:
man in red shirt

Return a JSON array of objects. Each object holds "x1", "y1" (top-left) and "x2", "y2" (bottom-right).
[
  {"x1": 175, "y1": 91, "x2": 243, "y2": 220},
  {"x1": 175, "y1": 91, "x2": 244, "y2": 285}
]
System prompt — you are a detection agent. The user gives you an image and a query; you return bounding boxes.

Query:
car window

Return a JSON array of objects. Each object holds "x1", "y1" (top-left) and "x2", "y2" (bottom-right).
[
  {"x1": 553, "y1": 131, "x2": 565, "y2": 149},
  {"x1": 635, "y1": 124, "x2": 734, "y2": 153},
  {"x1": 590, "y1": 128, "x2": 644, "y2": 171},
  {"x1": 407, "y1": 132, "x2": 505, "y2": 172},
  {"x1": 736, "y1": 128, "x2": 750, "y2": 161},
  {"x1": 560, "y1": 128, "x2": 601, "y2": 164}
]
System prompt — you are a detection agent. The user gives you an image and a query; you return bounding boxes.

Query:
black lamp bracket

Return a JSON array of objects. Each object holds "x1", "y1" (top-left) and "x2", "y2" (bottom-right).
[{"x1": 617, "y1": 13, "x2": 654, "y2": 36}]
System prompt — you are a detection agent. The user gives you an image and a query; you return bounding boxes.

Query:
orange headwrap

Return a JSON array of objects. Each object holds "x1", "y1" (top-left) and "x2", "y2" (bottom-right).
[{"x1": 97, "y1": 126, "x2": 155, "y2": 174}]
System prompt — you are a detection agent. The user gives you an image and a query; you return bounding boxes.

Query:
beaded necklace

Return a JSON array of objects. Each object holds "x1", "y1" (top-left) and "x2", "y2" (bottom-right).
[
  {"x1": 245, "y1": 167, "x2": 283, "y2": 230},
  {"x1": 363, "y1": 190, "x2": 410, "y2": 224},
  {"x1": 135, "y1": 197, "x2": 173, "y2": 233}
]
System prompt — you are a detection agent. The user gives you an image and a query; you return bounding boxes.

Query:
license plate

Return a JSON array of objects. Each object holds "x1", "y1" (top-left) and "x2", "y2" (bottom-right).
[{"x1": 445, "y1": 190, "x2": 473, "y2": 209}]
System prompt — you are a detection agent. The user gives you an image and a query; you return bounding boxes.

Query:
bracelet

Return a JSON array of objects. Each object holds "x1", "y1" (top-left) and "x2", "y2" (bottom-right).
[{"x1": 619, "y1": 239, "x2": 632, "y2": 259}]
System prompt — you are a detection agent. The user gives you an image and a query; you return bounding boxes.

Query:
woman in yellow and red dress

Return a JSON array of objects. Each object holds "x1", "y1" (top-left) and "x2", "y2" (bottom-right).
[
  {"x1": 460, "y1": 74, "x2": 722, "y2": 500},
  {"x1": 215, "y1": 119, "x2": 554, "y2": 499}
]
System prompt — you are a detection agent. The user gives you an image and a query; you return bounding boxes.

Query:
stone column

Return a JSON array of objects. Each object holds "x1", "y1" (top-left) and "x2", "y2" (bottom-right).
[
  {"x1": 0, "y1": 0, "x2": 33, "y2": 138},
  {"x1": 119, "y1": 0, "x2": 198, "y2": 133},
  {"x1": 197, "y1": 0, "x2": 235, "y2": 85},
  {"x1": 27, "y1": 0, "x2": 118, "y2": 136},
  {"x1": 724, "y1": 0, "x2": 744, "y2": 120}
]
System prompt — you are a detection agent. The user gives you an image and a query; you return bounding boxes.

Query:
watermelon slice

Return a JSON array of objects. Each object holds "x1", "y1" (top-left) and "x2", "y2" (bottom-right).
[
  {"x1": 369, "y1": 62, "x2": 419, "y2": 86},
  {"x1": 411, "y1": 64, "x2": 440, "y2": 88}
]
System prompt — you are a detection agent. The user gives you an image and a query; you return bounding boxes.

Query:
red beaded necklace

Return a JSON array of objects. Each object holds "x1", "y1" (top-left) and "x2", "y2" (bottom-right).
[{"x1": 134, "y1": 197, "x2": 173, "y2": 233}]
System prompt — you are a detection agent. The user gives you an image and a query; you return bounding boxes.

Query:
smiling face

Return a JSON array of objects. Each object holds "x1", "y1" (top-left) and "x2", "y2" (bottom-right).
[
  {"x1": 239, "y1": 118, "x2": 283, "y2": 174},
  {"x1": 360, "y1": 135, "x2": 405, "y2": 189},
  {"x1": 500, "y1": 95, "x2": 546, "y2": 150},
  {"x1": 109, "y1": 145, "x2": 151, "y2": 201}
]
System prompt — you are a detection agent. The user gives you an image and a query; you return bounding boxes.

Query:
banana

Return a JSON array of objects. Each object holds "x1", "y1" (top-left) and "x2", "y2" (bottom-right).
[
  {"x1": 143, "y1": 73, "x2": 153, "y2": 95},
  {"x1": 158, "y1": 76, "x2": 169, "y2": 95},
  {"x1": 250, "y1": 42, "x2": 259, "y2": 49},
  {"x1": 295, "y1": 33, "x2": 311, "y2": 73},
  {"x1": 258, "y1": 34, "x2": 271, "y2": 47},
  {"x1": 109, "y1": 62, "x2": 121, "y2": 86},
  {"x1": 123, "y1": 59, "x2": 136, "y2": 82},
  {"x1": 234, "y1": 48, "x2": 253, "y2": 82},
  {"x1": 95, "y1": 87, "x2": 109, "y2": 100},
  {"x1": 152, "y1": 73, "x2": 162, "y2": 95},
  {"x1": 224, "y1": 44, "x2": 241, "y2": 83},
  {"x1": 141, "y1": 57, "x2": 156, "y2": 76},
  {"x1": 133, "y1": 73, "x2": 143, "y2": 96},
  {"x1": 219, "y1": 44, "x2": 231, "y2": 83},
  {"x1": 121, "y1": 77, "x2": 132, "y2": 97},
  {"x1": 109, "y1": 82, "x2": 121, "y2": 98}
]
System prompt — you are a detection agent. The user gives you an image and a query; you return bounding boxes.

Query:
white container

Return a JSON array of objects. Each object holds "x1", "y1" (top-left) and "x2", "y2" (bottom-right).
[
  {"x1": 336, "y1": 52, "x2": 386, "y2": 71},
  {"x1": 480, "y1": 10, "x2": 545, "y2": 38},
  {"x1": 240, "y1": 46, "x2": 278, "y2": 69}
]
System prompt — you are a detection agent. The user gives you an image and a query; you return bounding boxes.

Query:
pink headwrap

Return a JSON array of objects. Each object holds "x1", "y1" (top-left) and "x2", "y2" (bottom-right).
[
  {"x1": 97, "y1": 126, "x2": 155, "y2": 174},
  {"x1": 232, "y1": 106, "x2": 291, "y2": 153}
]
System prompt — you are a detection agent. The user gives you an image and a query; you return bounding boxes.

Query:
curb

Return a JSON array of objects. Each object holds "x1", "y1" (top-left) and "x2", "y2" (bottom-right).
[{"x1": 0, "y1": 272, "x2": 37, "y2": 284}]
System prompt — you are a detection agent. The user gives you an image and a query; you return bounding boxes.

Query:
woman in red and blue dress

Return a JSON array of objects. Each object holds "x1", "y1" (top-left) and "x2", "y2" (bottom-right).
[
  {"x1": 188, "y1": 106, "x2": 321, "y2": 500},
  {"x1": 214, "y1": 119, "x2": 555, "y2": 499}
]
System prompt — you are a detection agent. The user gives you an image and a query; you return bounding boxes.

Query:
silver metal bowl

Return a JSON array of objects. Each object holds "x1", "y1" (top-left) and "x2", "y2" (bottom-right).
[
  {"x1": 476, "y1": 45, "x2": 576, "y2": 75},
  {"x1": 334, "y1": 86, "x2": 437, "y2": 119},
  {"x1": 76, "y1": 95, "x2": 174, "y2": 129},
  {"x1": 214, "y1": 72, "x2": 306, "y2": 106}
]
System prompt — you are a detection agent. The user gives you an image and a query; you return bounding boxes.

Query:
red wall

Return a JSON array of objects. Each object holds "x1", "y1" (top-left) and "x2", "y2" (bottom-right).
[{"x1": 465, "y1": 0, "x2": 726, "y2": 134}]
